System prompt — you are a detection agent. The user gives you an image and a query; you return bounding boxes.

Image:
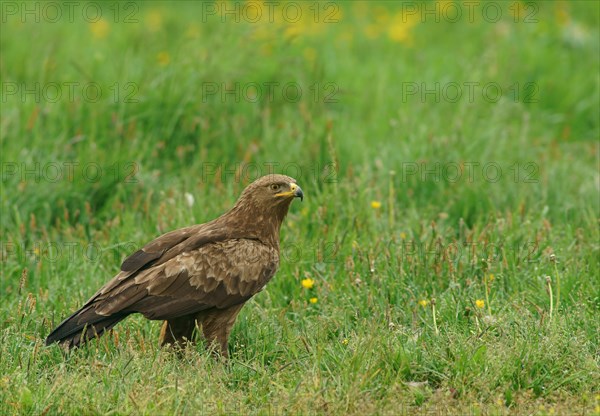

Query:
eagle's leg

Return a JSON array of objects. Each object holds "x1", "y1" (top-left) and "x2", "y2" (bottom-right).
[
  {"x1": 196, "y1": 304, "x2": 245, "y2": 358},
  {"x1": 159, "y1": 315, "x2": 197, "y2": 347}
]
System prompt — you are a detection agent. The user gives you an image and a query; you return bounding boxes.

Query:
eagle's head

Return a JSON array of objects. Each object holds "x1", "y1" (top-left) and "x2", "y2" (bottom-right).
[
  {"x1": 236, "y1": 174, "x2": 303, "y2": 207},
  {"x1": 226, "y1": 174, "x2": 303, "y2": 241}
]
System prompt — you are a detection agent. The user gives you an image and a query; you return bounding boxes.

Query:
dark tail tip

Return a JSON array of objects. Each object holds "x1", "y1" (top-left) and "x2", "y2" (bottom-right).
[{"x1": 46, "y1": 308, "x2": 128, "y2": 349}]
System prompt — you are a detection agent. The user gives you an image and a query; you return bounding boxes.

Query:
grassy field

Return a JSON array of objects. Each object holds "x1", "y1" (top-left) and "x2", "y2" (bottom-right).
[{"x1": 1, "y1": 1, "x2": 599, "y2": 414}]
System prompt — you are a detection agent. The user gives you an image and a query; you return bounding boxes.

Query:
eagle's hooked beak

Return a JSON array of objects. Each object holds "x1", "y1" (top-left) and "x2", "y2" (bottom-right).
[
  {"x1": 276, "y1": 183, "x2": 304, "y2": 201},
  {"x1": 291, "y1": 183, "x2": 304, "y2": 201}
]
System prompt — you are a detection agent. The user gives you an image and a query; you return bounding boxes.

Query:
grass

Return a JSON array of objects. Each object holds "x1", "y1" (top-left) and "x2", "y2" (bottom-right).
[{"x1": 1, "y1": 1, "x2": 599, "y2": 414}]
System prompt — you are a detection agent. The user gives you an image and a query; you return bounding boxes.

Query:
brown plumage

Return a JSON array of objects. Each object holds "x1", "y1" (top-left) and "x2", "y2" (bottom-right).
[{"x1": 46, "y1": 174, "x2": 303, "y2": 357}]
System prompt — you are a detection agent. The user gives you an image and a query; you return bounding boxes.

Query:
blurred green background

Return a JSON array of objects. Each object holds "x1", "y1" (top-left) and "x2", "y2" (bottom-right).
[{"x1": 1, "y1": 1, "x2": 599, "y2": 414}]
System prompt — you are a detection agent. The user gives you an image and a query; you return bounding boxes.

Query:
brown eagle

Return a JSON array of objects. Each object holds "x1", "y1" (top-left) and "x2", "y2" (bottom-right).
[{"x1": 46, "y1": 174, "x2": 303, "y2": 357}]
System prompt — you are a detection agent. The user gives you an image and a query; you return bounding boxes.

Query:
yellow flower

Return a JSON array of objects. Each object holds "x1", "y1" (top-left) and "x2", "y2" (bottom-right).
[
  {"x1": 309, "y1": 297, "x2": 318, "y2": 304},
  {"x1": 371, "y1": 201, "x2": 382, "y2": 209},
  {"x1": 156, "y1": 51, "x2": 171, "y2": 66},
  {"x1": 419, "y1": 299, "x2": 429, "y2": 307},
  {"x1": 475, "y1": 299, "x2": 485, "y2": 309},
  {"x1": 146, "y1": 9, "x2": 164, "y2": 32},
  {"x1": 90, "y1": 19, "x2": 109, "y2": 39},
  {"x1": 301, "y1": 278, "x2": 315, "y2": 289},
  {"x1": 388, "y1": 11, "x2": 419, "y2": 44},
  {"x1": 341, "y1": 338, "x2": 349, "y2": 345},
  {"x1": 487, "y1": 273, "x2": 495, "y2": 282},
  {"x1": 400, "y1": 232, "x2": 407, "y2": 240}
]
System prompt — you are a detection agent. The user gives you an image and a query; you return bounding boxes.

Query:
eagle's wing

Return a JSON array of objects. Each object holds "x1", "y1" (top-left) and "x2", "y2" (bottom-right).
[
  {"x1": 99, "y1": 238, "x2": 279, "y2": 318},
  {"x1": 46, "y1": 238, "x2": 278, "y2": 347},
  {"x1": 119, "y1": 223, "x2": 227, "y2": 274}
]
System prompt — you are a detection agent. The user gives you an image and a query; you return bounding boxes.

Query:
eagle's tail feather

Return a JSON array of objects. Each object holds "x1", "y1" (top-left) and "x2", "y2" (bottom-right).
[{"x1": 46, "y1": 306, "x2": 129, "y2": 349}]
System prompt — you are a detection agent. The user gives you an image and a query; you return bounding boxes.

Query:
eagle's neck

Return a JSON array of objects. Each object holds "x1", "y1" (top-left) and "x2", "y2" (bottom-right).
[{"x1": 222, "y1": 198, "x2": 292, "y2": 248}]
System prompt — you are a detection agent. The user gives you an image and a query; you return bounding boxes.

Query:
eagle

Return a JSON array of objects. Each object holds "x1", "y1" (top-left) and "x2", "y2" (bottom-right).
[{"x1": 45, "y1": 174, "x2": 303, "y2": 357}]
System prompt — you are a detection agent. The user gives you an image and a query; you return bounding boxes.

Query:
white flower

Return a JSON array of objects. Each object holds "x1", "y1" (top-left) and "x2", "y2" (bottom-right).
[{"x1": 184, "y1": 192, "x2": 194, "y2": 207}]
